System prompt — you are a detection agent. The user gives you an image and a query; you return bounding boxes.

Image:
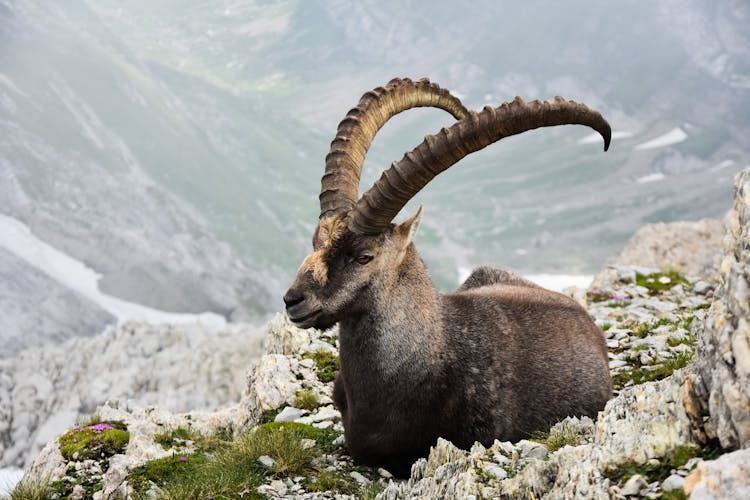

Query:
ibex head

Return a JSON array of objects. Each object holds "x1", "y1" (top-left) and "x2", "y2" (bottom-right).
[{"x1": 284, "y1": 78, "x2": 611, "y2": 329}]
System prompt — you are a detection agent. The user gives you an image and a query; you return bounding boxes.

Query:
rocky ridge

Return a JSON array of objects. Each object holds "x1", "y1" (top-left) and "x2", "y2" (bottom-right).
[
  {"x1": 10, "y1": 169, "x2": 750, "y2": 498},
  {"x1": 0, "y1": 321, "x2": 264, "y2": 470}
]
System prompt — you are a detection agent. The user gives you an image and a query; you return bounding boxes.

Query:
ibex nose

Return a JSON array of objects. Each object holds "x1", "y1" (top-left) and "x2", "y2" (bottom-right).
[{"x1": 283, "y1": 290, "x2": 305, "y2": 308}]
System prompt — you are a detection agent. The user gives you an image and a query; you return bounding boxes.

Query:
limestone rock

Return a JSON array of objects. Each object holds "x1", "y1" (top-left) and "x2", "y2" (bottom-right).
[
  {"x1": 685, "y1": 170, "x2": 750, "y2": 449},
  {"x1": 0, "y1": 321, "x2": 264, "y2": 469},
  {"x1": 607, "y1": 218, "x2": 724, "y2": 278},
  {"x1": 684, "y1": 447, "x2": 750, "y2": 499}
]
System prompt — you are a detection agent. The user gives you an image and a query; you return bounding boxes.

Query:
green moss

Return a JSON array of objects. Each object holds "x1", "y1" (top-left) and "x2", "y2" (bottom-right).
[
  {"x1": 302, "y1": 350, "x2": 340, "y2": 383},
  {"x1": 635, "y1": 270, "x2": 689, "y2": 295},
  {"x1": 601, "y1": 323, "x2": 613, "y2": 331},
  {"x1": 10, "y1": 475, "x2": 55, "y2": 500},
  {"x1": 293, "y1": 389, "x2": 320, "y2": 410},
  {"x1": 58, "y1": 421, "x2": 129, "y2": 461}
]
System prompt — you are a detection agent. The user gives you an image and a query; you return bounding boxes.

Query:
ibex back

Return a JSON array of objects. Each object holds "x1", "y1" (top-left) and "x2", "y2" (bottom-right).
[{"x1": 284, "y1": 78, "x2": 613, "y2": 477}]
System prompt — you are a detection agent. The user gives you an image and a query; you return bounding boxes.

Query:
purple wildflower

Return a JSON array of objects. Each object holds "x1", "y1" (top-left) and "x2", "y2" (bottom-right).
[
  {"x1": 74, "y1": 425, "x2": 84, "y2": 432},
  {"x1": 88, "y1": 423, "x2": 114, "y2": 434},
  {"x1": 239, "y1": 488, "x2": 251, "y2": 497},
  {"x1": 179, "y1": 456, "x2": 188, "y2": 462}
]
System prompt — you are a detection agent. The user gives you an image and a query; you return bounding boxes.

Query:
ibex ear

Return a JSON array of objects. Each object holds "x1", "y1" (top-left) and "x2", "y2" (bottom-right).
[{"x1": 395, "y1": 205, "x2": 423, "y2": 250}]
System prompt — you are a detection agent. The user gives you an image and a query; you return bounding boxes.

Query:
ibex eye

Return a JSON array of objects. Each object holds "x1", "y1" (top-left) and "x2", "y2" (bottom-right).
[{"x1": 356, "y1": 255, "x2": 373, "y2": 265}]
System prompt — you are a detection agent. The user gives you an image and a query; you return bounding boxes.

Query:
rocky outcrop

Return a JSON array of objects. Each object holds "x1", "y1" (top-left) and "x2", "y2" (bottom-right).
[
  {"x1": 608, "y1": 218, "x2": 725, "y2": 278},
  {"x1": 685, "y1": 169, "x2": 750, "y2": 448},
  {"x1": 0, "y1": 321, "x2": 264, "y2": 469}
]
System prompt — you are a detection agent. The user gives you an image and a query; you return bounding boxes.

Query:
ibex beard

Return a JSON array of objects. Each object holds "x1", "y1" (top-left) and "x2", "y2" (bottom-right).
[{"x1": 284, "y1": 78, "x2": 613, "y2": 478}]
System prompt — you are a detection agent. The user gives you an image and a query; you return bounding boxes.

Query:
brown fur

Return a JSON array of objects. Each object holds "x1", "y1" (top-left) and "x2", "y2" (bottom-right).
[{"x1": 284, "y1": 214, "x2": 612, "y2": 478}]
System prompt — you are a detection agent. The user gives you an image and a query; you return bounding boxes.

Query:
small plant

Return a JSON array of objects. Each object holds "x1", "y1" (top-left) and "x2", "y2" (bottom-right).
[
  {"x1": 154, "y1": 425, "x2": 203, "y2": 450},
  {"x1": 531, "y1": 425, "x2": 584, "y2": 453},
  {"x1": 302, "y1": 349, "x2": 340, "y2": 383},
  {"x1": 76, "y1": 412, "x2": 103, "y2": 427},
  {"x1": 611, "y1": 351, "x2": 694, "y2": 390},
  {"x1": 667, "y1": 335, "x2": 693, "y2": 347},
  {"x1": 604, "y1": 444, "x2": 721, "y2": 484},
  {"x1": 58, "y1": 421, "x2": 129, "y2": 461},
  {"x1": 587, "y1": 289, "x2": 631, "y2": 305},
  {"x1": 294, "y1": 388, "x2": 320, "y2": 410},
  {"x1": 10, "y1": 474, "x2": 55, "y2": 500},
  {"x1": 305, "y1": 469, "x2": 359, "y2": 494},
  {"x1": 601, "y1": 323, "x2": 613, "y2": 331},
  {"x1": 635, "y1": 270, "x2": 689, "y2": 295},
  {"x1": 259, "y1": 407, "x2": 284, "y2": 424}
]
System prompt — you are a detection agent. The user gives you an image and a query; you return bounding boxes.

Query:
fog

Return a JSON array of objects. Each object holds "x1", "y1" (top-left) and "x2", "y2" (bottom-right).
[{"x1": 1, "y1": 0, "x2": 749, "y2": 328}]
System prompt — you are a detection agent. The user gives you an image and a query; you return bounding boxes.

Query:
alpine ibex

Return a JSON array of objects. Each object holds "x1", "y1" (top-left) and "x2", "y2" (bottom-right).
[{"x1": 284, "y1": 78, "x2": 613, "y2": 477}]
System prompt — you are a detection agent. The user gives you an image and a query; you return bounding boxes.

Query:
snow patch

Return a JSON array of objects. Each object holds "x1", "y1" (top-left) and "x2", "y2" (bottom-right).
[
  {"x1": 634, "y1": 127, "x2": 687, "y2": 150},
  {"x1": 711, "y1": 159, "x2": 735, "y2": 172},
  {"x1": 0, "y1": 214, "x2": 225, "y2": 329},
  {"x1": 579, "y1": 130, "x2": 633, "y2": 144},
  {"x1": 636, "y1": 172, "x2": 666, "y2": 184}
]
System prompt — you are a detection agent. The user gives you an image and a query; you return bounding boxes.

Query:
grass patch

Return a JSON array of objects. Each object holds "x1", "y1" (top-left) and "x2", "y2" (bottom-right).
[
  {"x1": 604, "y1": 444, "x2": 722, "y2": 484},
  {"x1": 302, "y1": 350, "x2": 340, "y2": 383},
  {"x1": 58, "y1": 421, "x2": 129, "y2": 461},
  {"x1": 294, "y1": 389, "x2": 320, "y2": 411},
  {"x1": 304, "y1": 469, "x2": 359, "y2": 494},
  {"x1": 531, "y1": 423, "x2": 586, "y2": 453},
  {"x1": 612, "y1": 351, "x2": 694, "y2": 390},
  {"x1": 129, "y1": 422, "x2": 346, "y2": 499},
  {"x1": 154, "y1": 425, "x2": 203, "y2": 450},
  {"x1": 667, "y1": 336, "x2": 693, "y2": 347},
  {"x1": 636, "y1": 270, "x2": 689, "y2": 295},
  {"x1": 9, "y1": 475, "x2": 55, "y2": 500},
  {"x1": 601, "y1": 323, "x2": 613, "y2": 331},
  {"x1": 76, "y1": 412, "x2": 102, "y2": 427},
  {"x1": 360, "y1": 481, "x2": 387, "y2": 499}
]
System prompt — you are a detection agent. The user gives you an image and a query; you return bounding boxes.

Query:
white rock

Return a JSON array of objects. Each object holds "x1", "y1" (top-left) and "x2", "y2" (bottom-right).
[
  {"x1": 311, "y1": 405, "x2": 340, "y2": 423},
  {"x1": 620, "y1": 474, "x2": 648, "y2": 496},
  {"x1": 312, "y1": 421, "x2": 333, "y2": 429},
  {"x1": 377, "y1": 467, "x2": 392, "y2": 478},
  {"x1": 350, "y1": 471, "x2": 370, "y2": 485},
  {"x1": 258, "y1": 455, "x2": 275, "y2": 468},
  {"x1": 482, "y1": 462, "x2": 508, "y2": 480},
  {"x1": 662, "y1": 473, "x2": 685, "y2": 492},
  {"x1": 609, "y1": 359, "x2": 629, "y2": 369},
  {"x1": 274, "y1": 406, "x2": 307, "y2": 423}
]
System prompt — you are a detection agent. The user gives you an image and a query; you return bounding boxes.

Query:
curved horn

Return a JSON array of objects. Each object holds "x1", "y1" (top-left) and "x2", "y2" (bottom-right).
[
  {"x1": 319, "y1": 77, "x2": 468, "y2": 219},
  {"x1": 348, "y1": 96, "x2": 611, "y2": 234}
]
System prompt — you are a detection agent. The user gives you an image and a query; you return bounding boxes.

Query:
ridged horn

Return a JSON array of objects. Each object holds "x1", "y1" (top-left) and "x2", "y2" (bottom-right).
[
  {"x1": 348, "y1": 96, "x2": 611, "y2": 234},
  {"x1": 319, "y1": 77, "x2": 468, "y2": 219}
]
